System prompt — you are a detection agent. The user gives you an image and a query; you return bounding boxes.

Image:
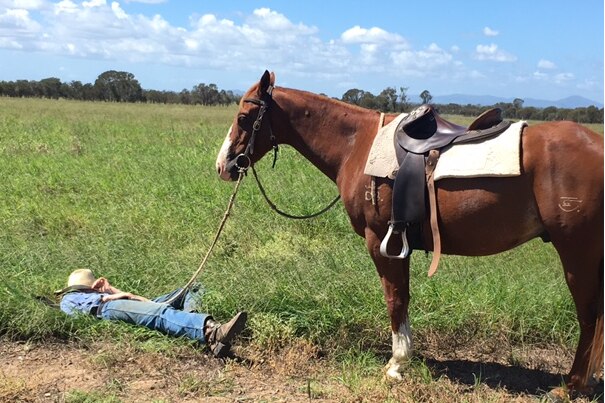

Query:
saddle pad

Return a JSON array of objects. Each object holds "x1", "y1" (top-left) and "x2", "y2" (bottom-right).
[
  {"x1": 433, "y1": 120, "x2": 527, "y2": 181},
  {"x1": 364, "y1": 116, "x2": 527, "y2": 181},
  {"x1": 364, "y1": 112, "x2": 408, "y2": 179}
]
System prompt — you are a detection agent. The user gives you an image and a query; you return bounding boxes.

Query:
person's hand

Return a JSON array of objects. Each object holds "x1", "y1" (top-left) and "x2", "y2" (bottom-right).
[
  {"x1": 92, "y1": 277, "x2": 127, "y2": 295},
  {"x1": 92, "y1": 277, "x2": 114, "y2": 293}
]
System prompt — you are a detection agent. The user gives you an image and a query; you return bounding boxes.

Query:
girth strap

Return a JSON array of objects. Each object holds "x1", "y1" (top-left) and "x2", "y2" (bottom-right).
[{"x1": 425, "y1": 149, "x2": 441, "y2": 277}]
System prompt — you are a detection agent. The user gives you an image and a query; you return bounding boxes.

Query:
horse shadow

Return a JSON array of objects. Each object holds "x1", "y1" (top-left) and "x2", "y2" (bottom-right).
[{"x1": 420, "y1": 355, "x2": 604, "y2": 400}]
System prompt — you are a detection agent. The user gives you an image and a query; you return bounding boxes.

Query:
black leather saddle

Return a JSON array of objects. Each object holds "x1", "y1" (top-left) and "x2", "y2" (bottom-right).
[
  {"x1": 379, "y1": 104, "x2": 511, "y2": 262},
  {"x1": 396, "y1": 104, "x2": 509, "y2": 154}
]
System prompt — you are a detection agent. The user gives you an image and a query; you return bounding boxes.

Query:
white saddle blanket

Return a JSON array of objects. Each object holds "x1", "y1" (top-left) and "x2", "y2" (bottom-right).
[{"x1": 364, "y1": 115, "x2": 527, "y2": 181}]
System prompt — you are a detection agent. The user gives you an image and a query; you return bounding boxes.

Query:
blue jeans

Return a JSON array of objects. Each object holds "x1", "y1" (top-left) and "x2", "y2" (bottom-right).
[{"x1": 99, "y1": 287, "x2": 211, "y2": 344}]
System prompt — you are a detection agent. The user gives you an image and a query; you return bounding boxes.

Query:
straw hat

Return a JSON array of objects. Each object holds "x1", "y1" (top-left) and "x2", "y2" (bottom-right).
[{"x1": 54, "y1": 268, "x2": 97, "y2": 295}]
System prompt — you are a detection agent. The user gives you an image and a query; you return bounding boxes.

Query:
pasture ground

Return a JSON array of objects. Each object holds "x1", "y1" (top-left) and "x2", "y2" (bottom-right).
[
  {"x1": 1, "y1": 336, "x2": 595, "y2": 402},
  {"x1": 0, "y1": 98, "x2": 603, "y2": 402}
]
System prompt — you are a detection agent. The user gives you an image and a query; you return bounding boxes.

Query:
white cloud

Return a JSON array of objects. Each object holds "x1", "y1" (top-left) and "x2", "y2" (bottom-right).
[
  {"x1": 483, "y1": 27, "x2": 498, "y2": 36},
  {"x1": 0, "y1": 7, "x2": 42, "y2": 33},
  {"x1": 554, "y1": 72, "x2": 574, "y2": 83},
  {"x1": 533, "y1": 70, "x2": 548, "y2": 79},
  {"x1": 53, "y1": 0, "x2": 77, "y2": 14},
  {"x1": 531, "y1": 69, "x2": 576, "y2": 87},
  {"x1": 576, "y1": 78, "x2": 599, "y2": 91},
  {"x1": 473, "y1": 43, "x2": 517, "y2": 62},
  {"x1": 0, "y1": 0, "x2": 48, "y2": 11},
  {"x1": 537, "y1": 59, "x2": 556, "y2": 69},
  {"x1": 124, "y1": 0, "x2": 166, "y2": 3},
  {"x1": 0, "y1": 0, "x2": 47, "y2": 9},
  {"x1": 0, "y1": 37, "x2": 23, "y2": 48},
  {"x1": 82, "y1": 0, "x2": 105, "y2": 8},
  {"x1": 469, "y1": 70, "x2": 485, "y2": 79},
  {"x1": 0, "y1": 3, "x2": 494, "y2": 90},
  {"x1": 390, "y1": 43, "x2": 453, "y2": 75},
  {"x1": 0, "y1": 2, "x2": 465, "y2": 88},
  {"x1": 252, "y1": 8, "x2": 309, "y2": 32},
  {"x1": 341, "y1": 25, "x2": 407, "y2": 48},
  {"x1": 110, "y1": 1, "x2": 126, "y2": 19},
  {"x1": 359, "y1": 43, "x2": 378, "y2": 61}
]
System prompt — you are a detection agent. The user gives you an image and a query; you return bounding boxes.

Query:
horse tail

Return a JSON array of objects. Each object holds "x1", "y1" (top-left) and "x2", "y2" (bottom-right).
[{"x1": 586, "y1": 256, "x2": 604, "y2": 382}]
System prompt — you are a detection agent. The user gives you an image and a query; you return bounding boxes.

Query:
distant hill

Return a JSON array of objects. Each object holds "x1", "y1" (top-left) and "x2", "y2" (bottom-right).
[{"x1": 428, "y1": 94, "x2": 603, "y2": 109}]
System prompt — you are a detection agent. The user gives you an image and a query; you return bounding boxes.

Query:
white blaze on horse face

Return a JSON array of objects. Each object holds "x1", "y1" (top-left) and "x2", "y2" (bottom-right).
[
  {"x1": 385, "y1": 320, "x2": 413, "y2": 380},
  {"x1": 216, "y1": 125, "x2": 233, "y2": 178}
]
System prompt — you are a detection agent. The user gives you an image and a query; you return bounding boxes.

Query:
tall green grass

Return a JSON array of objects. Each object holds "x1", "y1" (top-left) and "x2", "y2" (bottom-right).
[{"x1": 0, "y1": 98, "x2": 587, "y2": 354}]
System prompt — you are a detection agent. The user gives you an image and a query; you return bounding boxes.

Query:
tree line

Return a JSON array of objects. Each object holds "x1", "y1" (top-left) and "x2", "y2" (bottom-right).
[
  {"x1": 0, "y1": 70, "x2": 239, "y2": 106},
  {"x1": 339, "y1": 87, "x2": 603, "y2": 124},
  {"x1": 0, "y1": 70, "x2": 602, "y2": 123}
]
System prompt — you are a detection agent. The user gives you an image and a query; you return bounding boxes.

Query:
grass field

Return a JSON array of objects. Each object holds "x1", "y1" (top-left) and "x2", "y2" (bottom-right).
[{"x1": 0, "y1": 97, "x2": 601, "y2": 401}]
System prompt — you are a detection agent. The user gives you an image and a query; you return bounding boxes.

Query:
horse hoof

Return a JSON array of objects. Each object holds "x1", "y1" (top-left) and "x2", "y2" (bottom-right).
[
  {"x1": 543, "y1": 387, "x2": 570, "y2": 403},
  {"x1": 384, "y1": 362, "x2": 404, "y2": 381},
  {"x1": 385, "y1": 368, "x2": 403, "y2": 381},
  {"x1": 564, "y1": 375, "x2": 601, "y2": 398}
]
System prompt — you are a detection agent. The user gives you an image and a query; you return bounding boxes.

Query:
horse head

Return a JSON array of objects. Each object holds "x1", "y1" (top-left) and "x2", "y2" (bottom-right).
[{"x1": 216, "y1": 70, "x2": 276, "y2": 181}]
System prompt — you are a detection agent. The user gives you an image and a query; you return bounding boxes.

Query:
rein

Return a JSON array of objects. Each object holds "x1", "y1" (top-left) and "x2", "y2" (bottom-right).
[
  {"x1": 238, "y1": 87, "x2": 341, "y2": 220},
  {"x1": 250, "y1": 164, "x2": 341, "y2": 220},
  {"x1": 162, "y1": 170, "x2": 245, "y2": 305}
]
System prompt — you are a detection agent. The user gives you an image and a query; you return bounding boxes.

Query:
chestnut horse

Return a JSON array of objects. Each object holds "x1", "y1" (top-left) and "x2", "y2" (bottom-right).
[{"x1": 216, "y1": 71, "x2": 603, "y2": 392}]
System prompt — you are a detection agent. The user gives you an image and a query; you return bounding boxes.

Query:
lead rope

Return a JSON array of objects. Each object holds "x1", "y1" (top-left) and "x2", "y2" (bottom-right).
[{"x1": 163, "y1": 170, "x2": 246, "y2": 305}]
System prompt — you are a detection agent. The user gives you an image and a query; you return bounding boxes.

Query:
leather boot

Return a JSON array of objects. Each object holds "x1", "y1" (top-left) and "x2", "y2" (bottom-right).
[{"x1": 205, "y1": 312, "x2": 247, "y2": 358}]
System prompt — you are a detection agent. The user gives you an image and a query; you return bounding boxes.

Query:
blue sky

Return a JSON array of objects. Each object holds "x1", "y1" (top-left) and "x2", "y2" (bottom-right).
[{"x1": 0, "y1": 0, "x2": 603, "y2": 103}]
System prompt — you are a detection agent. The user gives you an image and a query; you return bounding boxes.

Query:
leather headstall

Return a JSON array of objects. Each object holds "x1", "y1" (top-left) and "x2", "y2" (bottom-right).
[{"x1": 240, "y1": 85, "x2": 279, "y2": 169}]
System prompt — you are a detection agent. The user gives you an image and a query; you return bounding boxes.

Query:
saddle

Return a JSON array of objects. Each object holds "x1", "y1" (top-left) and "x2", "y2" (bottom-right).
[{"x1": 380, "y1": 104, "x2": 511, "y2": 276}]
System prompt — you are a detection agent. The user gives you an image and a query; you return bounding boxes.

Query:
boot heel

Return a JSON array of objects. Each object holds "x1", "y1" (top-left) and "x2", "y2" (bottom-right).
[{"x1": 212, "y1": 342, "x2": 230, "y2": 358}]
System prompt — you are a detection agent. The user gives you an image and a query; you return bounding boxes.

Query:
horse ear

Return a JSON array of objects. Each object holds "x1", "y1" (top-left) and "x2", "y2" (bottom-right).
[{"x1": 259, "y1": 70, "x2": 275, "y2": 95}]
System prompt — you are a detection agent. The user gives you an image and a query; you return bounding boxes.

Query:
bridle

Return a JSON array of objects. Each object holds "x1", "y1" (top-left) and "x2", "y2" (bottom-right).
[
  {"x1": 234, "y1": 84, "x2": 279, "y2": 171},
  {"x1": 233, "y1": 85, "x2": 341, "y2": 220}
]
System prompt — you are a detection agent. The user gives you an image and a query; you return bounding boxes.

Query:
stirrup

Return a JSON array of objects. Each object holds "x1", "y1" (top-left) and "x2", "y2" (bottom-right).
[{"x1": 379, "y1": 224, "x2": 411, "y2": 259}]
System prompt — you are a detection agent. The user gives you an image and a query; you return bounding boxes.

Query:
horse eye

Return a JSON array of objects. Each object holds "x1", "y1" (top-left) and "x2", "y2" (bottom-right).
[{"x1": 237, "y1": 114, "x2": 249, "y2": 130}]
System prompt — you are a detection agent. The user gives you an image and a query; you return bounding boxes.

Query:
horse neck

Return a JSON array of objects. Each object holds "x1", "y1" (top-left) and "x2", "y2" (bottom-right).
[{"x1": 273, "y1": 88, "x2": 377, "y2": 182}]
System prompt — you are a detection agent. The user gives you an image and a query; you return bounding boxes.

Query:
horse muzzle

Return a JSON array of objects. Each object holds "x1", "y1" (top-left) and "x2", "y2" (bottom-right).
[{"x1": 219, "y1": 153, "x2": 251, "y2": 181}]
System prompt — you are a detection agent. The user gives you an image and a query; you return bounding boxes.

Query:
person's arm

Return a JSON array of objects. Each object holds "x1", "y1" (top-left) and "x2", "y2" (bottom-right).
[
  {"x1": 92, "y1": 277, "x2": 150, "y2": 302},
  {"x1": 101, "y1": 292, "x2": 149, "y2": 302},
  {"x1": 92, "y1": 277, "x2": 123, "y2": 294},
  {"x1": 59, "y1": 294, "x2": 79, "y2": 315}
]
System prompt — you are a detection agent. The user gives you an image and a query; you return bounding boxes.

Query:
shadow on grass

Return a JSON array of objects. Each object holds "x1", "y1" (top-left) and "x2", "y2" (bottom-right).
[{"x1": 424, "y1": 356, "x2": 604, "y2": 401}]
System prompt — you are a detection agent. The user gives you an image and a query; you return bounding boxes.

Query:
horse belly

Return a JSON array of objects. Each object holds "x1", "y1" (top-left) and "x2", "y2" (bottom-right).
[{"x1": 435, "y1": 175, "x2": 544, "y2": 256}]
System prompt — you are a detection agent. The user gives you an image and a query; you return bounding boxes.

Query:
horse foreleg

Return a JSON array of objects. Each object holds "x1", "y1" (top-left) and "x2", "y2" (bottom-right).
[{"x1": 365, "y1": 228, "x2": 412, "y2": 380}]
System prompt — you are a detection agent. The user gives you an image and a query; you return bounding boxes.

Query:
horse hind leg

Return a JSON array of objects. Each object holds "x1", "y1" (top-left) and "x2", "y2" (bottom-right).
[
  {"x1": 554, "y1": 242, "x2": 604, "y2": 393},
  {"x1": 587, "y1": 257, "x2": 604, "y2": 383}
]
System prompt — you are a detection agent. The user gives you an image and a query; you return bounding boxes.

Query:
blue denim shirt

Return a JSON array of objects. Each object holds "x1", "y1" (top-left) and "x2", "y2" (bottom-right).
[{"x1": 60, "y1": 292, "x2": 109, "y2": 316}]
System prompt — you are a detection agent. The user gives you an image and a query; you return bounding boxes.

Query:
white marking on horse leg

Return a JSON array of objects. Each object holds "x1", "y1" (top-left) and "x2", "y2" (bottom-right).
[
  {"x1": 385, "y1": 320, "x2": 413, "y2": 380},
  {"x1": 215, "y1": 124, "x2": 233, "y2": 175}
]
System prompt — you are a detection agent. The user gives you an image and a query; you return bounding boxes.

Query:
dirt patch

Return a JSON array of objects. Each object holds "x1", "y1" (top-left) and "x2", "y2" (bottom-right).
[
  {"x1": 0, "y1": 338, "x2": 602, "y2": 402},
  {"x1": 0, "y1": 340, "x2": 326, "y2": 403}
]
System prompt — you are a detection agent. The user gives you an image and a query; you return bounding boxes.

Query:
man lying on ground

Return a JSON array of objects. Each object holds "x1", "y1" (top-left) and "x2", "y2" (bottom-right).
[{"x1": 55, "y1": 268, "x2": 246, "y2": 357}]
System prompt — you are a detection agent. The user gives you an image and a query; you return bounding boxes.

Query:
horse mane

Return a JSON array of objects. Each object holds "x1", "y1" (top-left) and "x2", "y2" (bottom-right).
[{"x1": 274, "y1": 86, "x2": 379, "y2": 115}]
